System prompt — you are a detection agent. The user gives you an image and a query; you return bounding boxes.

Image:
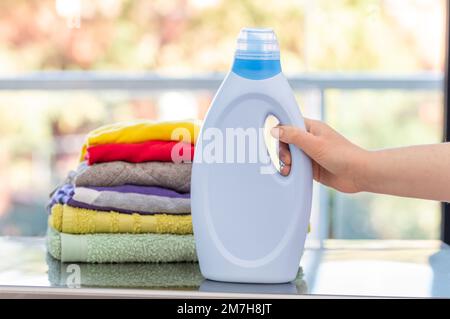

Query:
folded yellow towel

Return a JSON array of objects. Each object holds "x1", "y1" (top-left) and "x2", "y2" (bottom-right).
[
  {"x1": 49, "y1": 204, "x2": 192, "y2": 235},
  {"x1": 79, "y1": 120, "x2": 200, "y2": 162}
]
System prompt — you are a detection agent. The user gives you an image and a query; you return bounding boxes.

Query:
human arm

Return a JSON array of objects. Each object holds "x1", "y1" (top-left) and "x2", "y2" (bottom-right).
[{"x1": 272, "y1": 119, "x2": 450, "y2": 201}]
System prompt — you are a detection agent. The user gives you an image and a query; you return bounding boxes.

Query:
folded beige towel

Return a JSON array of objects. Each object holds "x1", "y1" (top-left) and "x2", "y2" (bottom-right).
[{"x1": 75, "y1": 161, "x2": 191, "y2": 193}]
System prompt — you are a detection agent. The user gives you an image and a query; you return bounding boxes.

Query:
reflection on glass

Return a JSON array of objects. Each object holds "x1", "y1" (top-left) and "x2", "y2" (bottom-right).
[
  {"x1": 200, "y1": 277, "x2": 307, "y2": 295},
  {"x1": 429, "y1": 246, "x2": 450, "y2": 298},
  {"x1": 198, "y1": 269, "x2": 307, "y2": 295},
  {"x1": 47, "y1": 254, "x2": 203, "y2": 289},
  {"x1": 47, "y1": 254, "x2": 307, "y2": 295}
]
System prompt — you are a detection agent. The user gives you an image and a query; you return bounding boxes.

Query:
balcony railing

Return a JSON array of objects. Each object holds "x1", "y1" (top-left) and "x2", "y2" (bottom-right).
[{"x1": 0, "y1": 71, "x2": 442, "y2": 91}]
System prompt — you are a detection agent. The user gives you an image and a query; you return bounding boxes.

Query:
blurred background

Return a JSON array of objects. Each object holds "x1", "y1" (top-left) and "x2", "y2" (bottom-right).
[{"x1": 0, "y1": 0, "x2": 445, "y2": 240}]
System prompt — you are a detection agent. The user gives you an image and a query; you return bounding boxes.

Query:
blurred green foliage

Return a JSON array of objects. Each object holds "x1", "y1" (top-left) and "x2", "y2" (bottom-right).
[{"x1": 0, "y1": 0, "x2": 444, "y2": 72}]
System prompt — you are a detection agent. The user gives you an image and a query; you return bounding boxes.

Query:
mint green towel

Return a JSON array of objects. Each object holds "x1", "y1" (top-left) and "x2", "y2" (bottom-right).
[
  {"x1": 46, "y1": 254, "x2": 307, "y2": 293},
  {"x1": 46, "y1": 254, "x2": 203, "y2": 288},
  {"x1": 46, "y1": 226, "x2": 197, "y2": 263}
]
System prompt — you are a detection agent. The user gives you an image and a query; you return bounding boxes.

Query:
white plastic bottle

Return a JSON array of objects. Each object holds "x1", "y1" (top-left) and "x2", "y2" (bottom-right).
[{"x1": 191, "y1": 28, "x2": 313, "y2": 283}]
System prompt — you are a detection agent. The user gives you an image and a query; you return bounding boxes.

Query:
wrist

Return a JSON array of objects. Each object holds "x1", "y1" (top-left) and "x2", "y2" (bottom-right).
[{"x1": 352, "y1": 148, "x2": 375, "y2": 193}]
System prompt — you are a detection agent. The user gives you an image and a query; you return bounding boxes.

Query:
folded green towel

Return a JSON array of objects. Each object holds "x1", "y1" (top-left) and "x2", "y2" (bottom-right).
[
  {"x1": 46, "y1": 253, "x2": 307, "y2": 293},
  {"x1": 46, "y1": 254, "x2": 203, "y2": 288},
  {"x1": 46, "y1": 226, "x2": 197, "y2": 263}
]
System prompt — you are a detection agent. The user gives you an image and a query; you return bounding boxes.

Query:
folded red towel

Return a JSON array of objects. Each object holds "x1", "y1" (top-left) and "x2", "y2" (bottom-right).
[{"x1": 86, "y1": 140, "x2": 194, "y2": 165}]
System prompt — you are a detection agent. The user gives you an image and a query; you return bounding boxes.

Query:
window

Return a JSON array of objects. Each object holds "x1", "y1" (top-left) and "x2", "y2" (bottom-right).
[{"x1": 0, "y1": 0, "x2": 445, "y2": 239}]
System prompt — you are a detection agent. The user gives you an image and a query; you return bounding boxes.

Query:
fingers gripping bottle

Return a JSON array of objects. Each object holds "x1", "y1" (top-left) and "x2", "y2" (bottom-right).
[{"x1": 191, "y1": 28, "x2": 313, "y2": 283}]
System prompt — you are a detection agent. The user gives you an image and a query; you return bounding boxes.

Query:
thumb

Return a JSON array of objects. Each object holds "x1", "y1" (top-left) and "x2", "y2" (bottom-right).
[{"x1": 270, "y1": 125, "x2": 319, "y2": 158}]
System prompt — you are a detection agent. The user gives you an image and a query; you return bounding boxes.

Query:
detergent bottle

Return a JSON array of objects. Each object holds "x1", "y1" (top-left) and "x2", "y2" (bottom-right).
[{"x1": 191, "y1": 28, "x2": 313, "y2": 283}]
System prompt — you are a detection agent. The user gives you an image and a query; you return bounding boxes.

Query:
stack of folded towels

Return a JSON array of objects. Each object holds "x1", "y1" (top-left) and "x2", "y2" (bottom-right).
[{"x1": 46, "y1": 119, "x2": 200, "y2": 263}]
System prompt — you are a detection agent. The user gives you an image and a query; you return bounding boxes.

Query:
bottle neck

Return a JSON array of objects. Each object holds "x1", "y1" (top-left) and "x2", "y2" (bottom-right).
[{"x1": 231, "y1": 58, "x2": 281, "y2": 80}]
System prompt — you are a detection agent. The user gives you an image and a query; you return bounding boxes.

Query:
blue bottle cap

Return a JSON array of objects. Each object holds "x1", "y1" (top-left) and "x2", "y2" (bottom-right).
[{"x1": 235, "y1": 28, "x2": 280, "y2": 60}]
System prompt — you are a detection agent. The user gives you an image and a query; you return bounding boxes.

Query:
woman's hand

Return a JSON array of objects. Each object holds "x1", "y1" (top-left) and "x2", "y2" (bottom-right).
[
  {"x1": 271, "y1": 118, "x2": 450, "y2": 201},
  {"x1": 271, "y1": 118, "x2": 369, "y2": 193}
]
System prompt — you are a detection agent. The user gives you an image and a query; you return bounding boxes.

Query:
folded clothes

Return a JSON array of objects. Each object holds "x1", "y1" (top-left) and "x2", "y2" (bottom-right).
[
  {"x1": 46, "y1": 254, "x2": 203, "y2": 288},
  {"x1": 47, "y1": 162, "x2": 88, "y2": 212},
  {"x1": 75, "y1": 161, "x2": 191, "y2": 193},
  {"x1": 86, "y1": 140, "x2": 194, "y2": 165},
  {"x1": 71, "y1": 185, "x2": 190, "y2": 214},
  {"x1": 79, "y1": 119, "x2": 200, "y2": 162},
  {"x1": 47, "y1": 226, "x2": 197, "y2": 263},
  {"x1": 75, "y1": 184, "x2": 190, "y2": 197},
  {"x1": 49, "y1": 204, "x2": 193, "y2": 234},
  {"x1": 47, "y1": 184, "x2": 74, "y2": 213}
]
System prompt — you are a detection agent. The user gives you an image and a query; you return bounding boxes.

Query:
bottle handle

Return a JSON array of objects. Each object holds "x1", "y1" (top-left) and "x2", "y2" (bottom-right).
[{"x1": 263, "y1": 110, "x2": 309, "y2": 182}]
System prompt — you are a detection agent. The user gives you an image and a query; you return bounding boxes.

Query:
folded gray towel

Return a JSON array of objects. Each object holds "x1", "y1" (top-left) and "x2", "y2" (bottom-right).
[{"x1": 75, "y1": 161, "x2": 191, "y2": 193}]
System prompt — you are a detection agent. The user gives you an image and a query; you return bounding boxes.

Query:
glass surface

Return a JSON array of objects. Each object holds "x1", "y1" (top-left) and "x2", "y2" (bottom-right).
[{"x1": 1, "y1": 237, "x2": 448, "y2": 298}]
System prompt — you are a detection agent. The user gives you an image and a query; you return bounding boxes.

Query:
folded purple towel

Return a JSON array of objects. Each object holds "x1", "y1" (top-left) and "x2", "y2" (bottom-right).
[
  {"x1": 86, "y1": 184, "x2": 190, "y2": 198},
  {"x1": 69, "y1": 184, "x2": 191, "y2": 215}
]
